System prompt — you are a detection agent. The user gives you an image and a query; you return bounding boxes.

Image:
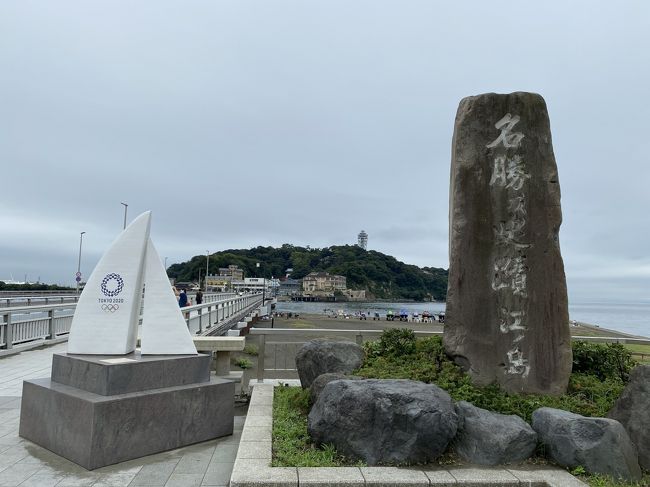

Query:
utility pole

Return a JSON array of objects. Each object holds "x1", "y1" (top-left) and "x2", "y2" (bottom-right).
[
  {"x1": 76, "y1": 231, "x2": 86, "y2": 294},
  {"x1": 257, "y1": 262, "x2": 265, "y2": 308},
  {"x1": 205, "y1": 251, "x2": 210, "y2": 292},
  {"x1": 120, "y1": 202, "x2": 128, "y2": 229}
]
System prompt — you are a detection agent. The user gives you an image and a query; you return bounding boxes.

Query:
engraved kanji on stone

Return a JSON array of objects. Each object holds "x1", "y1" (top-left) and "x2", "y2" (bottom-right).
[
  {"x1": 499, "y1": 309, "x2": 527, "y2": 334},
  {"x1": 490, "y1": 155, "x2": 507, "y2": 187},
  {"x1": 494, "y1": 220, "x2": 530, "y2": 249},
  {"x1": 492, "y1": 256, "x2": 528, "y2": 296},
  {"x1": 489, "y1": 155, "x2": 530, "y2": 190},
  {"x1": 508, "y1": 194, "x2": 527, "y2": 219},
  {"x1": 486, "y1": 113, "x2": 525, "y2": 149},
  {"x1": 506, "y1": 348, "x2": 529, "y2": 376},
  {"x1": 505, "y1": 155, "x2": 530, "y2": 190}
]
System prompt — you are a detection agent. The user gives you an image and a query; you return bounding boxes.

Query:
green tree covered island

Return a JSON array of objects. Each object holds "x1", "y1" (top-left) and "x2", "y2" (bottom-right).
[
  {"x1": 0, "y1": 282, "x2": 73, "y2": 291},
  {"x1": 167, "y1": 244, "x2": 448, "y2": 301}
]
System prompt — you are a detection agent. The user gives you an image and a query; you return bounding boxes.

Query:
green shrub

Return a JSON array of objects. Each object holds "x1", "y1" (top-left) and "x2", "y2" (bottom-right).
[
  {"x1": 369, "y1": 328, "x2": 417, "y2": 358},
  {"x1": 243, "y1": 344, "x2": 259, "y2": 356},
  {"x1": 234, "y1": 357, "x2": 253, "y2": 369},
  {"x1": 356, "y1": 332, "x2": 627, "y2": 423},
  {"x1": 572, "y1": 341, "x2": 636, "y2": 382}
]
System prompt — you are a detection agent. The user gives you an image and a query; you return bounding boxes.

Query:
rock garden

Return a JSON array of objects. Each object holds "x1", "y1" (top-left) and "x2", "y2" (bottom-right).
[{"x1": 271, "y1": 331, "x2": 649, "y2": 487}]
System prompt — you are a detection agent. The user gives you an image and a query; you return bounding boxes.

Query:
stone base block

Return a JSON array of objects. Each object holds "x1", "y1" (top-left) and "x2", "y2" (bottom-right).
[
  {"x1": 19, "y1": 377, "x2": 234, "y2": 470},
  {"x1": 51, "y1": 352, "x2": 211, "y2": 395}
]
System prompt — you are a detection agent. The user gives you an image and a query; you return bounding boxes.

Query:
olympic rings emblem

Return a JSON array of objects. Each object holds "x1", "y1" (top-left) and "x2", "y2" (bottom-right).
[
  {"x1": 101, "y1": 273, "x2": 124, "y2": 297},
  {"x1": 101, "y1": 304, "x2": 120, "y2": 313}
]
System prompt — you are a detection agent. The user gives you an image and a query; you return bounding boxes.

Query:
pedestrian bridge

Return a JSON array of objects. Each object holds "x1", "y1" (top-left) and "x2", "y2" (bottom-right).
[{"x1": 0, "y1": 292, "x2": 264, "y2": 352}]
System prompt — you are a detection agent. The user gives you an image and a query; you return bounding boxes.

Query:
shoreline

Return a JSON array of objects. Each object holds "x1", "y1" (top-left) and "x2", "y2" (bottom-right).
[
  {"x1": 570, "y1": 320, "x2": 648, "y2": 339},
  {"x1": 274, "y1": 312, "x2": 645, "y2": 340}
]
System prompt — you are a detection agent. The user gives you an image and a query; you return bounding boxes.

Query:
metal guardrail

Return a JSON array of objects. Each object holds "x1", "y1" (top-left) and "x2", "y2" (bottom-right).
[
  {"x1": 0, "y1": 303, "x2": 76, "y2": 350},
  {"x1": 249, "y1": 328, "x2": 650, "y2": 382},
  {"x1": 182, "y1": 294, "x2": 263, "y2": 335},
  {"x1": 0, "y1": 290, "x2": 78, "y2": 297},
  {"x1": 0, "y1": 292, "x2": 262, "y2": 350},
  {"x1": 1, "y1": 295, "x2": 80, "y2": 308}
]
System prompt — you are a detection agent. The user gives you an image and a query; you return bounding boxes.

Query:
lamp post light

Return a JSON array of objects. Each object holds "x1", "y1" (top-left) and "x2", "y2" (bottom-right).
[
  {"x1": 76, "y1": 231, "x2": 86, "y2": 294},
  {"x1": 205, "y1": 251, "x2": 209, "y2": 292},
  {"x1": 120, "y1": 202, "x2": 128, "y2": 229}
]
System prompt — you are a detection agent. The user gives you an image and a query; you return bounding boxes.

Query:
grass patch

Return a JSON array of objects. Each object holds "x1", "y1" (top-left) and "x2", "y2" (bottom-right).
[
  {"x1": 624, "y1": 344, "x2": 650, "y2": 364},
  {"x1": 576, "y1": 471, "x2": 650, "y2": 487},
  {"x1": 272, "y1": 386, "x2": 352, "y2": 467},
  {"x1": 243, "y1": 344, "x2": 259, "y2": 356}
]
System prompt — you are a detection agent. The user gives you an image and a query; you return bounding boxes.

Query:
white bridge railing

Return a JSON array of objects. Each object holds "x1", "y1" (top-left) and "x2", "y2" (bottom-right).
[
  {"x1": 1, "y1": 295, "x2": 80, "y2": 308},
  {"x1": 0, "y1": 292, "x2": 263, "y2": 350}
]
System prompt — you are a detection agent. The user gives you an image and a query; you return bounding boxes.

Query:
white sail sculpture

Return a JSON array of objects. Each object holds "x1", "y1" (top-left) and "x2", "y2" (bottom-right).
[{"x1": 67, "y1": 211, "x2": 197, "y2": 355}]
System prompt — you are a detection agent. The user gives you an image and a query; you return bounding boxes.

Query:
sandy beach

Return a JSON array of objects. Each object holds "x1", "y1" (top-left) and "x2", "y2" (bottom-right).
[{"x1": 269, "y1": 312, "x2": 640, "y2": 339}]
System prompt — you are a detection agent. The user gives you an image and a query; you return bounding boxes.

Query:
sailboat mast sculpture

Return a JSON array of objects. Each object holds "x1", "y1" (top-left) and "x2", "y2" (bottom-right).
[
  {"x1": 20, "y1": 211, "x2": 232, "y2": 471},
  {"x1": 67, "y1": 211, "x2": 197, "y2": 355}
]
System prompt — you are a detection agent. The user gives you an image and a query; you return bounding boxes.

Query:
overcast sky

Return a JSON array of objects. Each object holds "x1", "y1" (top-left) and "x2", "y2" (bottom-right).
[{"x1": 1, "y1": 1, "x2": 649, "y2": 302}]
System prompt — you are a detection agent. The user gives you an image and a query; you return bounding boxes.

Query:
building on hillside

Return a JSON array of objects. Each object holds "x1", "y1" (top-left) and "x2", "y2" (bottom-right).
[
  {"x1": 358, "y1": 230, "x2": 368, "y2": 250},
  {"x1": 242, "y1": 277, "x2": 269, "y2": 294},
  {"x1": 205, "y1": 274, "x2": 232, "y2": 292},
  {"x1": 218, "y1": 265, "x2": 244, "y2": 280},
  {"x1": 278, "y1": 278, "x2": 302, "y2": 296},
  {"x1": 343, "y1": 289, "x2": 366, "y2": 301},
  {"x1": 206, "y1": 265, "x2": 247, "y2": 291},
  {"x1": 302, "y1": 272, "x2": 346, "y2": 293}
]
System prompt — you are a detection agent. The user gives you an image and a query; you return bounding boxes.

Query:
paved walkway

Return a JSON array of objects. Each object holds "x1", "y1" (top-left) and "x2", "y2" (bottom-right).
[{"x1": 0, "y1": 344, "x2": 243, "y2": 487}]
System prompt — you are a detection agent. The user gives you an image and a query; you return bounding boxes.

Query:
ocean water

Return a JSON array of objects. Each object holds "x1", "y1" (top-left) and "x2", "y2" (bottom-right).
[
  {"x1": 275, "y1": 300, "x2": 650, "y2": 338},
  {"x1": 567, "y1": 301, "x2": 650, "y2": 338}
]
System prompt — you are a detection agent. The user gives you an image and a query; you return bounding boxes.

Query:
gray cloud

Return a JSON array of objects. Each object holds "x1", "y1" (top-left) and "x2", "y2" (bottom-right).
[{"x1": 1, "y1": 1, "x2": 649, "y2": 302}]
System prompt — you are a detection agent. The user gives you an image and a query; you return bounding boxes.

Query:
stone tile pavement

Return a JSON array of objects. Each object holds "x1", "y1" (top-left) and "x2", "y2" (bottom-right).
[{"x1": 0, "y1": 344, "x2": 244, "y2": 486}]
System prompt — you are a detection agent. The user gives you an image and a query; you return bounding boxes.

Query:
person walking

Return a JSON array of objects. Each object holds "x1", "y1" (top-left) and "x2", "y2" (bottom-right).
[
  {"x1": 178, "y1": 289, "x2": 188, "y2": 307},
  {"x1": 196, "y1": 289, "x2": 203, "y2": 305}
]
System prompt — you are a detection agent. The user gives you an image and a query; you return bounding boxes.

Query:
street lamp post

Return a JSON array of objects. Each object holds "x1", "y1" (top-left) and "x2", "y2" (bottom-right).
[
  {"x1": 205, "y1": 251, "x2": 209, "y2": 292},
  {"x1": 256, "y1": 262, "x2": 265, "y2": 308},
  {"x1": 120, "y1": 202, "x2": 128, "y2": 229},
  {"x1": 76, "y1": 231, "x2": 86, "y2": 294}
]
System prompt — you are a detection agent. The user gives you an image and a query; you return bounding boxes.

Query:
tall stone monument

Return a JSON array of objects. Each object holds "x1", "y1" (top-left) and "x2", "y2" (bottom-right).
[{"x1": 443, "y1": 92, "x2": 572, "y2": 396}]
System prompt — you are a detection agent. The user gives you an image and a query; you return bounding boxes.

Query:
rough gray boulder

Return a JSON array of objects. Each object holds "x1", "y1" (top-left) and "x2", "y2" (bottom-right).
[
  {"x1": 309, "y1": 373, "x2": 363, "y2": 405},
  {"x1": 444, "y1": 92, "x2": 572, "y2": 396},
  {"x1": 308, "y1": 379, "x2": 457, "y2": 465},
  {"x1": 453, "y1": 401, "x2": 537, "y2": 465},
  {"x1": 608, "y1": 365, "x2": 650, "y2": 470},
  {"x1": 295, "y1": 339, "x2": 365, "y2": 389},
  {"x1": 532, "y1": 407, "x2": 642, "y2": 481}
]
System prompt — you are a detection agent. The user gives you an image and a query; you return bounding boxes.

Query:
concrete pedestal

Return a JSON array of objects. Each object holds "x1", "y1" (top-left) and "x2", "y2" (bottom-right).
[{"x1": 19, "y1": 353, "x2": 234, "y2": 470}]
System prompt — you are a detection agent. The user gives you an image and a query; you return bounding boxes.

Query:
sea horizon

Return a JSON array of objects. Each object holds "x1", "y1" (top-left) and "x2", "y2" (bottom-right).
[{"x1": 276, "y1": 298, "x2": 650, "y2": 339}]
